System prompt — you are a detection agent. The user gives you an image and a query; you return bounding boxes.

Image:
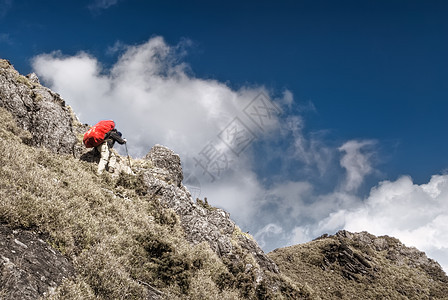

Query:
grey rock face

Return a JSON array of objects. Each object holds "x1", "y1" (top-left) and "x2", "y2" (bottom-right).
[
  {"x1": 142, "y1": 145, "x2": 279, "y2": 275},
  {"x1": 0, "y1": 59, "x2": 77, "y2": 155},
  {"x1": 143, "y1": 167, "x2": 236, "y2": 257},
  {"x1": 145, "y1": 144, "x2": 184, "y2": 187},
  {"x1": 0, "y1": 224, "x2": 75, "y2": 300},
  {"x1": 320, "y1": 239, "x2": 375, "y2": 282}
]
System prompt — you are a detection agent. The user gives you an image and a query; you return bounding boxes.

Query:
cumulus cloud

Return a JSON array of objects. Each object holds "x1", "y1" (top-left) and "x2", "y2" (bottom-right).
[
  {"x1": 199, "y1": 166, "x2": 264, "y2": 222},
  {"x1": 32, "y1": 37, "x2": 281, "y2": 160},
  {"x1": 346, "y1": 175, "x2": 448, "y2": 248}
]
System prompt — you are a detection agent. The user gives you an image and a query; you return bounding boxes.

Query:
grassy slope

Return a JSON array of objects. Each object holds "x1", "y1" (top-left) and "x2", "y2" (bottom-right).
[
  {"x1": 0, "y1": 106, "x2": 315, "y2": 300},
  {"x1": 4, "y1": 103, "x2": 447, "y2": 299},
  {"x1": 0, "y1": 107, "x2": 242, "y2": 299}
]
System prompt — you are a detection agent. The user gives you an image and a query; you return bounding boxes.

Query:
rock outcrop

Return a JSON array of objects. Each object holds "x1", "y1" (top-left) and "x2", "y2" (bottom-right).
[
  {"x1": 319, "y1": 231, "x2": 377, "y2": 282},
  {"x1": 145, "y1": 145, "x2": 184, "y2": 187},
  {"x1": 143, "y1": 145, "x2": 280, "y2": 277},
  {"x1": 330, "y1": 230, "x2": 447, "y2": 282},
  {"x1": 0, "y1": 59, "x2": 78, "y2": 155},
  {"x1": 0, "y1": 224, "x2": 75, "y2": 299}
]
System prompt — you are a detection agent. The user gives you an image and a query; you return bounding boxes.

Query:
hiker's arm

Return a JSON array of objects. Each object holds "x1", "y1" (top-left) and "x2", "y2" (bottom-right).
[{"x1": 110, "y1": 131, "x2": 126, "y2": 144}]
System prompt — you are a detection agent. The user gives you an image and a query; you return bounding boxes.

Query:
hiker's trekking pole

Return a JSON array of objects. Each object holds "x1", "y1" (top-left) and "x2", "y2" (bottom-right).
[{"x1": 125, "y1": 142, "x2": 132, "y2": 168}]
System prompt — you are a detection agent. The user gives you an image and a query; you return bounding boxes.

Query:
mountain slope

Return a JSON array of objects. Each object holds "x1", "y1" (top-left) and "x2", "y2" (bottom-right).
[
  {"x1": 269, "y1": 230, "x2": 448, "y2": 299},
  {"x1": 0, "y1": 59, "x2": 309, "y2": 299},
  {"x1": 1, "y1": 58, "x2": 447, "y2": 299}
]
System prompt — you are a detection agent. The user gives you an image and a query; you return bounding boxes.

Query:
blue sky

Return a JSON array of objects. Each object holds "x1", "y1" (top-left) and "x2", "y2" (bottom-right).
[{"x1": 2, "y1": 0, "x2": 448, "y2": 271}]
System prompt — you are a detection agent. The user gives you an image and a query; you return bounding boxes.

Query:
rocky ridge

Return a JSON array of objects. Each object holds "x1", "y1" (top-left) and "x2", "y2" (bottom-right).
[{"x1": 142, "y1": 145, "x2": 280, "y2": 274}]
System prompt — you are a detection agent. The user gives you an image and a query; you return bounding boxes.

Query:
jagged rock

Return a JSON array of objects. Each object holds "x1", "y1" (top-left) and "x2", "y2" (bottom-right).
[
  {"x1": 142, "y1": 165, "x2": 235, "y2": 257},
  {"x1": 0, "y1": 59, "x2": 77, "y2": 155},
  {"x1": 145, "y1": 144, "x2": 184, "y2": 187},
  {"x1": 0, "y1": 224, "x2": 75, "y2": 299},
  {"x1": 336, "y1": 230, "x2": 448, "y2": 284},
  {"x1": 237, "y1": 234, "x2": 280, "y2": 273},
  {"x1": 142, "y1": 145, "x2": 280, "y2": 276},
  {"x1": 320, "y1": 239, "x2": 375, "y2": 282},
  {"x1": 315, "y1": 230, "x2": 448, "y2": 284}
]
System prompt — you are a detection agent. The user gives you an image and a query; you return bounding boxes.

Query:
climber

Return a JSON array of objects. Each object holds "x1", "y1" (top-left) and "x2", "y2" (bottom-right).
[{"x1": 97, "y1": 128, "x2": 127, "y2": 175}]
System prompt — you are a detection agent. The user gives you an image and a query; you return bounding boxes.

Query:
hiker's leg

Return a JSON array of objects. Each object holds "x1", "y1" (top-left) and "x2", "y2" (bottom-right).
[
  {"x1": 108, "y1": 148, "x2": 118, "y2": 173},
  {"x1": 97, "y1": 143, "x2": 110, "y2": 174}
]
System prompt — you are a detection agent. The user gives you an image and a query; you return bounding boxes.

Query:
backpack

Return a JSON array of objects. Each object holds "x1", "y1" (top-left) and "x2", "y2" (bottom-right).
[{"x1": 83, "y1": 120, "x2": 115, "y2": 148}]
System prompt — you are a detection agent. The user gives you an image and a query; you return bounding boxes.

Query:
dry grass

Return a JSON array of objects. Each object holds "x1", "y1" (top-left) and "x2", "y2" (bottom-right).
[
  {"x1": 0, "y1": 107, "x2": 249, "y2": 299},
  {"x1": 0, "y1": 106, "x2": 319, "y2": 299}
]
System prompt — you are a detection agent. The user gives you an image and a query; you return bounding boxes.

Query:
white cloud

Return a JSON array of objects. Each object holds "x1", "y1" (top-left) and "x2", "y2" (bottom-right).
[
  {"x1": 106, "y1": 40, "x2": 127, "y2": 56},
  {"x1": 284, "y1": 115, "x2": 332, "y2": 175},
  {"x1": 279, "y1": 90, "x2": 294, "y2": 108},
  {"x1": 254, "y1": 223, "x2": 284, "y2": 248},
  {"x1": 339, "y1": 140, "x2": 376, "y2": 192},
  {"x1": 263, "y1": 180, "x2": 312, "y2": 218},
  {"x1": 313, "y1": 174, "x2": 448, "y2": 272},
  {"x1": 200, "y1": 166, "x2": 264, "y2": 222},
  {"x1": 288, "y1": 226, "x2": 313, "y2": 245},
  {"x1": 32, "y1": 37, "x2": 280, "y2": 159}
]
